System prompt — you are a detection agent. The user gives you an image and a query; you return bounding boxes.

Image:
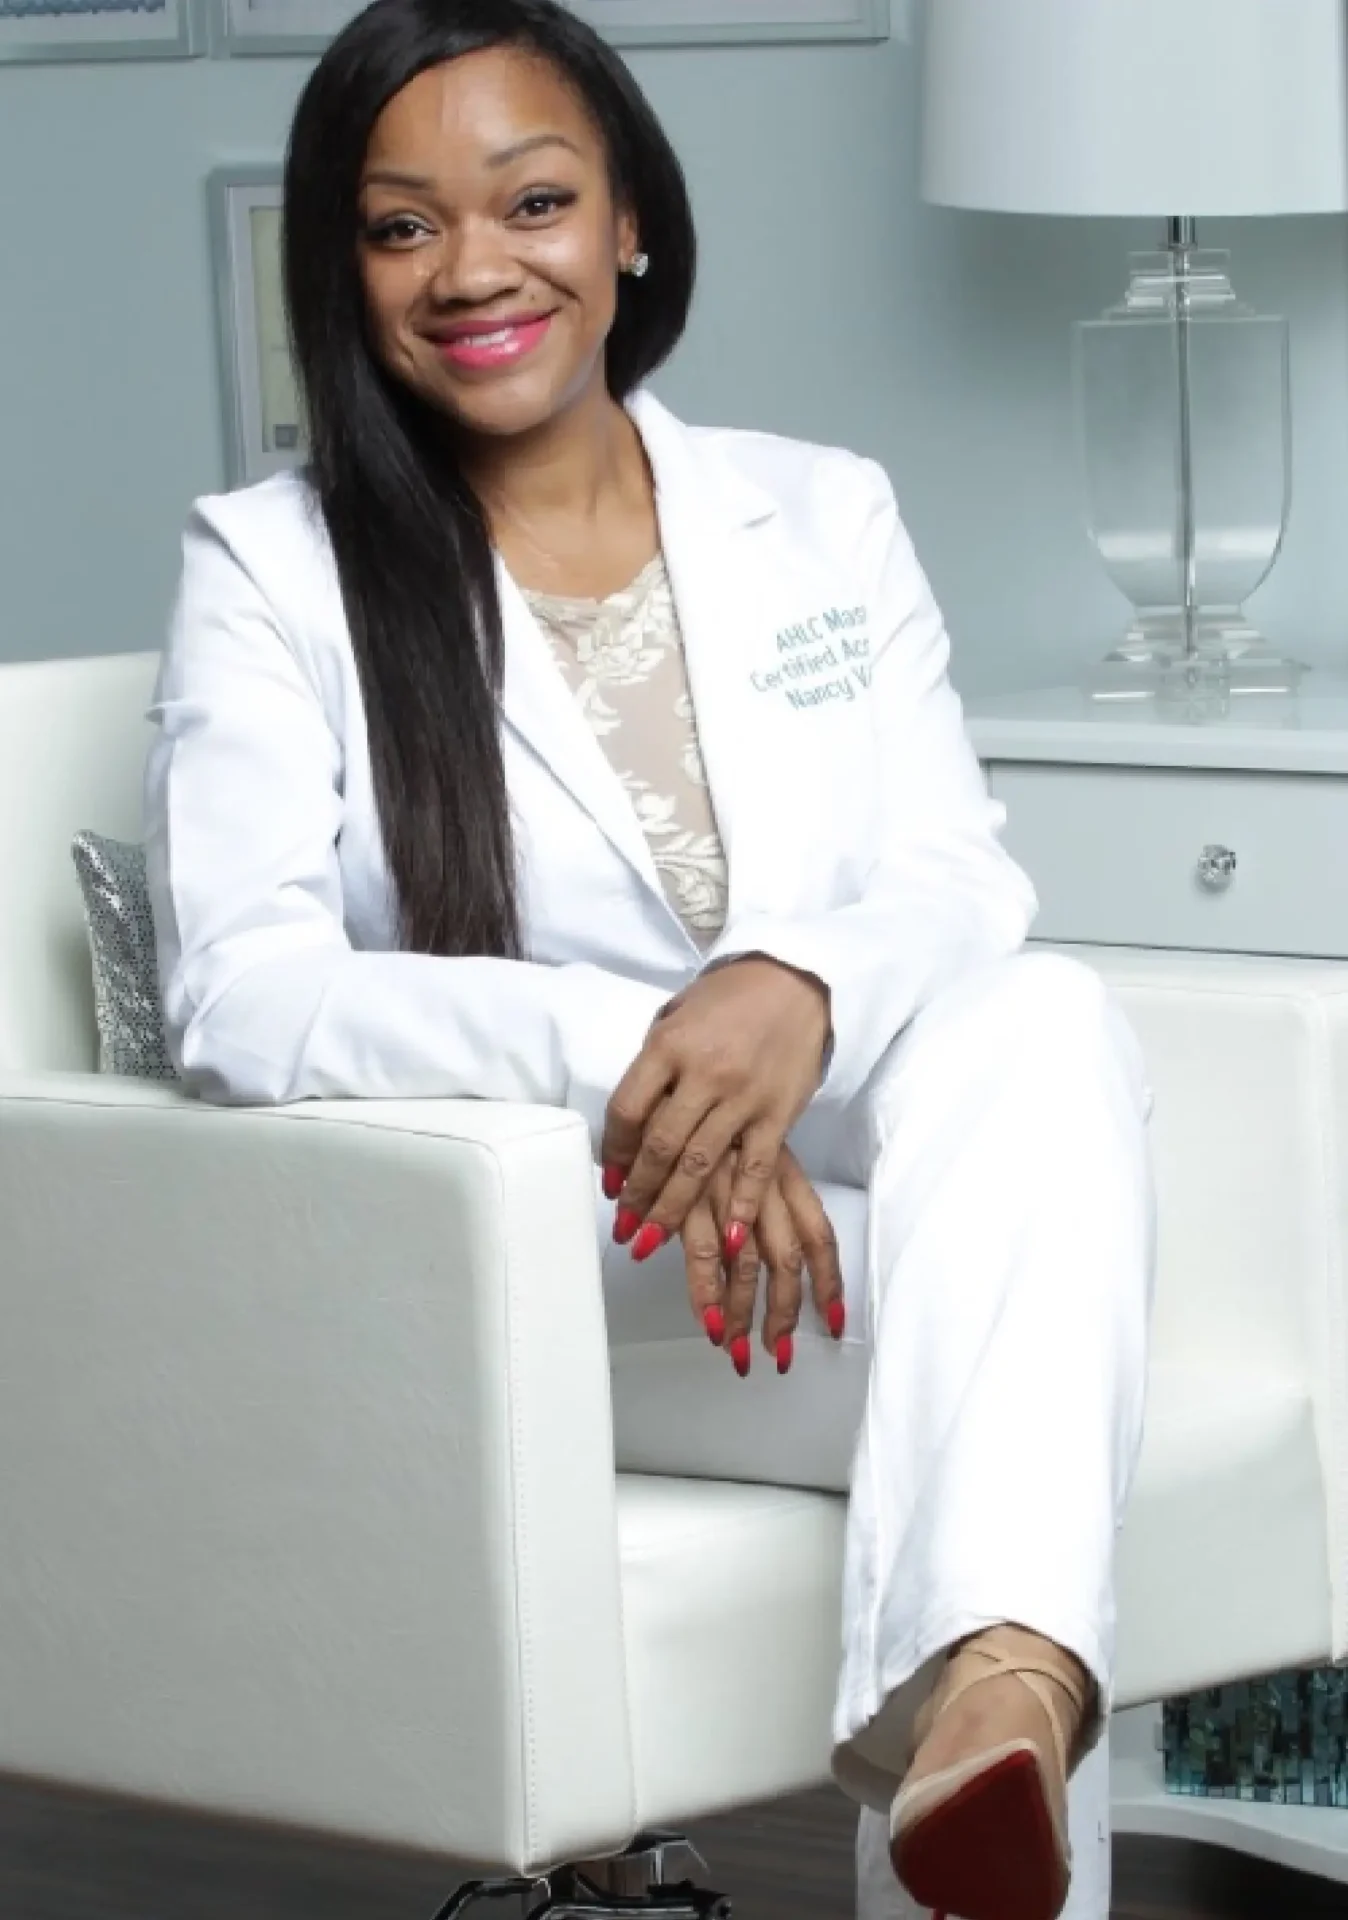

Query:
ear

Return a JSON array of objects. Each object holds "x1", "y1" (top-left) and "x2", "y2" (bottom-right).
[{"x1": 615, "y1": 203, "x2": 639, "y2": 271}]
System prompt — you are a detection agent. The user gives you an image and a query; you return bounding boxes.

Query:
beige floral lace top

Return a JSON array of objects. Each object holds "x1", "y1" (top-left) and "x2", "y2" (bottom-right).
[{"x1": 524, "y1": 555, "x2": 729, "y2": 948}]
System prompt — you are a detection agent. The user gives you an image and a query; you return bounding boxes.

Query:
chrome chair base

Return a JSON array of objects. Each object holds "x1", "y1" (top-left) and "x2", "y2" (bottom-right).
[{"x1": 431, "y1": 1832, "x2": 732, "y2": 1918}]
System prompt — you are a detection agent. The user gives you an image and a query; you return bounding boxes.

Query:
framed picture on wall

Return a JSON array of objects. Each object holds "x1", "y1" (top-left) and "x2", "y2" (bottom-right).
[
  {"x1": 0, "y1": 0, "x2": 202, "y2": 62},
  {"x1": 572, "y1": 0, "x2": 887, "y2": 45},
  {"x1": 208, "y1": 169, "x2": 307, "y2": 489},
  {"x1": 211, "y1": 0, "x2": 349, "y2": 53},
  {"x1": 213, "y1": 0, "x2": 886, "y2": 55}
]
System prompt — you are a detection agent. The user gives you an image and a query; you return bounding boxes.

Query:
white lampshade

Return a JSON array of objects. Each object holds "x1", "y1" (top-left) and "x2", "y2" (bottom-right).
[{"x1": 921, "y1": 0, "x2": 1348, "y2": 218}]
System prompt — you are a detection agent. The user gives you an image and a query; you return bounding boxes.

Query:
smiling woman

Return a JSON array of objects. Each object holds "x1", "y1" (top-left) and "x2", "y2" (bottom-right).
[
  {"x1": 281, "y1": 0, "x2": 694, "y2": 960},
  {"x1": 357, "y1": 76, "x2": 639, "y2": 430},
  {"x1": 144, "y1": 4, "x2": 1154, "y2": 1917}
]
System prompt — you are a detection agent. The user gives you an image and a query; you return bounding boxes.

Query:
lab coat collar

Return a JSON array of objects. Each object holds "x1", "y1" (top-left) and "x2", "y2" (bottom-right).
[
  {"x1": 498, "y1": 390, "x2": 778, "y2": 935},
  {"x1": 628, "y1": 388, "x2": 780, "y2": 531}
]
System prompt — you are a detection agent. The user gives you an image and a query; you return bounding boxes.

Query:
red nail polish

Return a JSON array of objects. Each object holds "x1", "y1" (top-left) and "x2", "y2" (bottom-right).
[
  {"x1": 631, "y1": 1222, "x2": 668, "y2": 1262},
  {"x1": 723, "y1": 1220, "x2": 749, "y2": 1260},
  {"x1": 776, "y1": 1334, "x2": 793, "y2": 1375},
  {"x1": 601, "y1": 1164, "x2": 625, "y2": 1201},
  {"x1": 730, "y1": 1334, "x2": 751, "y2": 1378},
  {"x1": 826, "y1": 1299, "x2": 846, "y2": 1340},
  {"x1": 613, "y1": 1207, "x2": 642, "y2": 1246},
  {"x1": 704, "y1": 1305, "x2": 726, "y2": 1345}
]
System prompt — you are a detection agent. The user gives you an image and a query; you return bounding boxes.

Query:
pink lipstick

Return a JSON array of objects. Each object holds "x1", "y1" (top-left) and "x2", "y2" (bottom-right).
[{"x1": 432, "y1": 313, "x2": 553, "y2": 370}]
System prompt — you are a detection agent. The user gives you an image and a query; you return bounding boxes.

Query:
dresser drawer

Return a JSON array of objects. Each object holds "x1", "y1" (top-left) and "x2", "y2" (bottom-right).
[{"x1": 986, "y1": 763, "x2": 1348, "y2": 957}]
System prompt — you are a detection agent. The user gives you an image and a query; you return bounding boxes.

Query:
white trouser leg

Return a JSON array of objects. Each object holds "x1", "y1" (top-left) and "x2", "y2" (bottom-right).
[
  {"x1": 854, "y1": 1736, "x2": 1112, "y2": 1920},
  {"x1": 831, "y1": 951, "x2": 1154, "y2": 1809},
  {"x1": 602, "y1": 949, "x2": 1152, "y2": 1910}
]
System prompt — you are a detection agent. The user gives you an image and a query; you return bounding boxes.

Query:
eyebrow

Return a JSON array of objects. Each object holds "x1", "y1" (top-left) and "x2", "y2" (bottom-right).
[
  {"x1": 362, "y1": 133, "x2": 583, "y2": 193},
  {"x1": 487, "y1": 131, "x2": 583, "y2": 169}
]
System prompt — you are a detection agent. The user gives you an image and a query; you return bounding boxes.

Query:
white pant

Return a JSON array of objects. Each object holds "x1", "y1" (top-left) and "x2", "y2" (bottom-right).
[{"x1": 601, "y1": 952, "x2": 1155, "y2": 1918}]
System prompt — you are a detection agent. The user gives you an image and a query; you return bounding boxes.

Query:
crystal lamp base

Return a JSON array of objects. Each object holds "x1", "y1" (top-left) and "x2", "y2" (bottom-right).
[
  {"x1": 1076, "y1": 234, "x2": 1296, "y2": 712},
  {"x1": 1089, "y1": 606, "x2": 1302, "y2": 708},
  {"x1": 1089, "y1": 646, "x2": 1302, "y2": 714},
  {"x1": 1109, "y1": 604, "x2": 1276, "y2": 664}
]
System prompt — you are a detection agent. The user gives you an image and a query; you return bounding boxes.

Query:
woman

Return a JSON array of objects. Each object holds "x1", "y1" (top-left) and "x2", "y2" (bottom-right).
[{"x1": 143, "y1": 3, "x2": 1153, "y2": 1916}]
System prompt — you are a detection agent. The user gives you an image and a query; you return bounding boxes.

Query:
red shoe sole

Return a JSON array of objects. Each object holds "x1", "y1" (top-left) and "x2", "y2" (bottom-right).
[{"x1": 892, "y1": 1747, "x2": 1069, "y2": 1920}]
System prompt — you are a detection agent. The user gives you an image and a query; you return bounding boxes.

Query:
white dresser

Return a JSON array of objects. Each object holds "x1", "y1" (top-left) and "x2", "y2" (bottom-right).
[
  {"x1": 968, "y1": 674, "x2": 1348, "y2": 965},
  {"x1": 967, "y1": 674, "x2": 1348, "y2": 1881}
]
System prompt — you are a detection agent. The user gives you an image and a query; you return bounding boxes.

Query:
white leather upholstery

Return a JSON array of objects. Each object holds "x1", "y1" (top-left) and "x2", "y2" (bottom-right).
[
  {"x1": 1086, "y1": 945, "x2": 1348, "y2": 1694},
  {"x1": 1, "y1": 652, "x2": 1343, "y2": 1871},
  {"x1": 1117, "y1": 1364, "x2": 1328, "y2": 1701},
  {"x1": 2, "y1": 1077, "x2": 636, "y2": 1866},
  {"x1": 0, "y1": 652, "x2": 158, "y2": 1073},
  {"x1": 616, "y1": 1478, "x2": 846, "y2": 1829}
]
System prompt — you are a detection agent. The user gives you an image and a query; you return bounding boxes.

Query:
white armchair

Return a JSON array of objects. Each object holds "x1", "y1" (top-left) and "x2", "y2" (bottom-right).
[{"x1": 2, "y1": 652, "x2": 1345, "y2": 1893}]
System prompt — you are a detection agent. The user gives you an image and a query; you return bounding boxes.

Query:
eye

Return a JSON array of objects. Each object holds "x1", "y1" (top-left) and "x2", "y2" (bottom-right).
[
  {"x1": 512, "y1": 188, "x2": 577, "y2": 222},
  {"x1": 363, "y1": 213, "x2": 433, "y2": 248}
]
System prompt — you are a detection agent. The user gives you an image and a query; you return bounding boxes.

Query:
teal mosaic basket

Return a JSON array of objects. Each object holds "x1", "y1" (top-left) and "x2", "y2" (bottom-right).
[{"x1": 1164, "y1": 1670, "x2": 1348, "y2": 1805}]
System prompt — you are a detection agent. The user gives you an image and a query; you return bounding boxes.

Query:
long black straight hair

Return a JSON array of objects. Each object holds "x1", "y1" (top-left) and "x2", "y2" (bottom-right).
[{"x1": 283, "y1": 0, "x2": 696, "y2": 957}]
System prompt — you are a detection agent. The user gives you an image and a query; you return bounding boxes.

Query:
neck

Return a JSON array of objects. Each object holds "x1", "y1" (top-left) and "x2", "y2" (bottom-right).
[{"x1": 463, "y1": 380, "x2": 645, "y2": 530}]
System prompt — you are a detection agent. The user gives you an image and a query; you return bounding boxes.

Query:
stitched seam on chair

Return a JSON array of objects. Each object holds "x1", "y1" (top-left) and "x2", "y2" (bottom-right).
[
  {"x1": 1306, "y1": 1000, "x2": 1348, "y2": 1658},
  {"x1": 0, "y1": 1086, "x2": 582, "y2": 1147},
  {"x1": 1113, "y1": 981, "x2": 1348, "y2": 1006},
  {"x1": 255, "y1": 1105, "x2": 582, "y2": 1146},
  {"x1": 620, "y1": 1520, "x2": 839, "y2": 1560},
  {"x1": 1, "y1": 1086, "x2": 185, "y2": 1109},
  {"x1": 496, "y1": 1139, "x2": 542, "y2": 1871},
  {"x1": 1043, "y1": 945, "x2": 1348, "y2": 996},
  {"x1": 417, "y1": 1133, "x2": 533, "y2": 1864},
  {"x1": 618, "y1": 1499, "x2": 845, "y2": 1565},
  {"x1": 498, "y1": 1131, "x2": 636, "y2": 1869}
]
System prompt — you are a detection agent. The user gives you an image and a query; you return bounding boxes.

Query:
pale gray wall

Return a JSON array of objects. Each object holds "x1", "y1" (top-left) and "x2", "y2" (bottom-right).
[{"x1": 3, "y1": 25, "x2": 1347, "y2": 692}]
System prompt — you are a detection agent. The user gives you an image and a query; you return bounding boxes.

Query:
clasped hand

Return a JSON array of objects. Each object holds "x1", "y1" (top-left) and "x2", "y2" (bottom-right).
[{"x1": 599, "y1": 956, "x2": 845, "y2": 1374}]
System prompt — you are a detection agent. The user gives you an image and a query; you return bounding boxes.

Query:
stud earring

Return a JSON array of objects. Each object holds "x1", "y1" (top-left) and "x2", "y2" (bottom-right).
[{"x1": 625, "y1": 251, "x2": 650, "y2": 279}]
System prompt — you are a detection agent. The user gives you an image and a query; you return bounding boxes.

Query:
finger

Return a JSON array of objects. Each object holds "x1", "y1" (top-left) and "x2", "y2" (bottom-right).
[
  {"x1": 618, "y1": 1085, "x2": 735, "y2": 1257},
  {"x1": 778, "y1": 1150, "x2": 845, "y2": 1339},
  {"x1": 721, "y1": 1118, "x2": 786, "y2": 1257},
  {"x1": 707, "y1": 1158, "x2": 756, "y2": 1377},
  {"x1": 636, "y1": 1104, "x2": 754, "y2": 1248},
  {"x1": 755, "y1": 1179, "x2": 805, "y2": 1371},
  {"x1": 705, "y1": 1150, "x2": 737, "y2": 1244},
  {"x1": 680, "y1": 1195, "x2": 727, "y2": 1346},
  {"x1": 721, "y1": 1228, "x2": 763, "y2": 1377},
  {"x1": 600, "y1": 1039, "x2": 679, "y2": 1188}
]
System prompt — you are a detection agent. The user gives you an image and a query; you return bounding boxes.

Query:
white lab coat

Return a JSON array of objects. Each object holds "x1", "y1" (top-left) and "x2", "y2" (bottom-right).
[
  {"x1": 145, "y1": 391, "x2": 1150, "y2": 1920},
  {"x1": 144, "y1": 389, "x2": 1034, "y2": 1135}
]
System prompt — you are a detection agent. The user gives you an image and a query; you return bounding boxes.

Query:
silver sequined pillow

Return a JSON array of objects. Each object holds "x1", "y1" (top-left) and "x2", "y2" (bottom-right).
[{"x1": 71, "y1": 831, "x2": 177, "y2": 1081}]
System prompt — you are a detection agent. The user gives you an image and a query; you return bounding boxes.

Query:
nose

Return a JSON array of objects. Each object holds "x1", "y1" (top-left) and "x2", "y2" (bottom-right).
[{"x1": 426, "y1": 214, "x2": 524, "y2": 305}]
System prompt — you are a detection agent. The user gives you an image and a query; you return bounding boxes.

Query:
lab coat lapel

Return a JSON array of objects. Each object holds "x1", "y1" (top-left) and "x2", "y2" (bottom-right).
[
  {"x1": 632, "y1": 392, "x2": 781, "y2": 925},
  {"x1": 497, "y1": 560, "x2": 661, "y2": 889},
  {"x1": 495, "y1": 393, "x2": 787, "y2": 922}
]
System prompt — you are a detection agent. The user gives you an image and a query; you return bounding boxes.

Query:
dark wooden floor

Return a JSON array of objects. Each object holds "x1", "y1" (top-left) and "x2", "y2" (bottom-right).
[{"x1": 2, "y1": 1773, "x2": 1345, "y2": 1920}]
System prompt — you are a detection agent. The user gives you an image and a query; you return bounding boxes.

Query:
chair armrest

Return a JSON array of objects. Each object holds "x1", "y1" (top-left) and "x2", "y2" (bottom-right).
[
  {"x1": 1068, "y1": 946, "x2": 1348, "y2": 1659},
  {"x1": 0, "y1": 1071, "x2": 635, "y2": 1872}
]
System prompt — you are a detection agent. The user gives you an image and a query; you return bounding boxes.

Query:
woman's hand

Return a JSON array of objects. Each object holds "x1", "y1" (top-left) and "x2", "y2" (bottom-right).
[
  {"x1": 601, "y1": 956, "x2": 831, "y2": 1259},
  {"x1": 680, "y1": 1145, "x2": 845, "y2": 1376}
]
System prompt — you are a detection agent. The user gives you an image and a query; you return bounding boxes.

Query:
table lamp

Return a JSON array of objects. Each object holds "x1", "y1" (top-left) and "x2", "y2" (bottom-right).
[{"x1": 920, "y1": 0, "x2": 1348, "y2": 701}]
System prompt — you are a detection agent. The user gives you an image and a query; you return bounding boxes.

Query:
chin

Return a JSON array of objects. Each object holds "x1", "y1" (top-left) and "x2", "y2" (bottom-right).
[
  {"x1": 446, "y1": 385, "x2": 559, "y2": 440},
  {"x1": 428, "y1": 354, "x2": 606, "y2": 444}
]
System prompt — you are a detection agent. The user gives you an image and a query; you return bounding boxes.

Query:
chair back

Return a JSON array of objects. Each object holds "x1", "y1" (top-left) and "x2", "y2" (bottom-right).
[{"x1": 0, "y1": 652, "x2": 159, "y2": 1071}]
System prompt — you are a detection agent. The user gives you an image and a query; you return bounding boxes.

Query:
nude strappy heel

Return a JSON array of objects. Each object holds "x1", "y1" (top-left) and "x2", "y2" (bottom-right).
[{"x1": 888, "y1": 1628, "x2": 1089, "y2": 1920}]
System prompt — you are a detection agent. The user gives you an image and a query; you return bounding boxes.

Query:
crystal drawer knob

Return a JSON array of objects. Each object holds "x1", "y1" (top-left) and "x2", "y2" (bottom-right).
[{"x1": 1197, "y1": 844, "x2": 1238, "y2": 891}]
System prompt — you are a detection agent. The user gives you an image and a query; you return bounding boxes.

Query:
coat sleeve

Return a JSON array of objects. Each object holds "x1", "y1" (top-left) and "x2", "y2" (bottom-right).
[
  {"x1": 707, "y1": 457, "x2": 1037, "y2": 1107},
  {"x1": 143, "y1": 504, "x2": 669, "y2": 1142}
]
